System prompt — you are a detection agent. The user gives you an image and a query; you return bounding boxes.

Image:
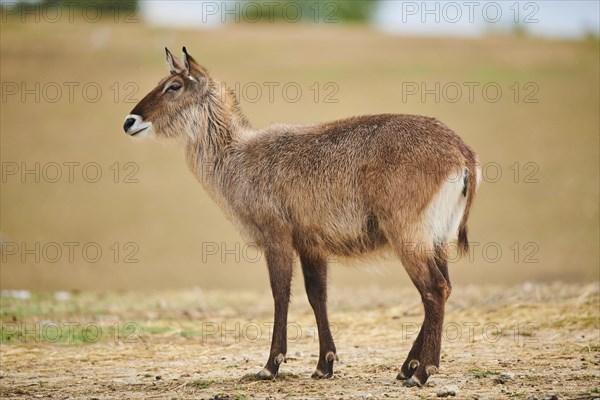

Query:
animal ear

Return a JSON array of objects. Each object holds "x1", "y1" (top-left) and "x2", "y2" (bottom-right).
[
  {"x1": 182, "y1": 46, "x2": 209, "y2": 82},
  {"x1": 165, "y1": 47, "x2": 184, "y2": 75}
]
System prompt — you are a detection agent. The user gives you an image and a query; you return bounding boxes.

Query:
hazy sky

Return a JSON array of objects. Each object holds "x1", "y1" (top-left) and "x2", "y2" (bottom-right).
[
  {"x1": 140, "y1": 0, "x2": 600, "y2": 38},
  {"x1": 2, "y1": 0, "x2": 599, "y2": 39},
  {"x1": 374, "y1": 1, "x2": 600, "y2": 38}
]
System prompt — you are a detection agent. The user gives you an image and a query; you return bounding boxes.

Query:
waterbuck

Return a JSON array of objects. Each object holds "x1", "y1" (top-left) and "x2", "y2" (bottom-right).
[{"x1": 123, "y1": 47, "x2": 479, "y2": 387}]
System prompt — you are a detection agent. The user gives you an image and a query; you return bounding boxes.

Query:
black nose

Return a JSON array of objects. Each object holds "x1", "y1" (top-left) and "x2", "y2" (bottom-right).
[{"x1": 123, "y1": 117, "x2": 136, "y2": 133}]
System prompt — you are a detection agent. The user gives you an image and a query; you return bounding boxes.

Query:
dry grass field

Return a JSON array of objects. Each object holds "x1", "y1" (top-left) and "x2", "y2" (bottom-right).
[{"x1": 1, "y1": 283, "x2": 599, "y2": 399}]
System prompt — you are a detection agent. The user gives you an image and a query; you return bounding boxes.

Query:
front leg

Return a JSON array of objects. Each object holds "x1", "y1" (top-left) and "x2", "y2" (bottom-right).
[
  {"x1": 300, "y1": 252, "x2": 338, "y2": 379},
  {"x1": 256, "y1": 242, "x2": 294, "y2": 379}
]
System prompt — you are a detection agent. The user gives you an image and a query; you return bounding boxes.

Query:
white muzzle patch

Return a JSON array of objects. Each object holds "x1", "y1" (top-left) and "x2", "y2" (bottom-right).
[{"x1": 123, "y1": 114, "x2": 152, "y2": 137}]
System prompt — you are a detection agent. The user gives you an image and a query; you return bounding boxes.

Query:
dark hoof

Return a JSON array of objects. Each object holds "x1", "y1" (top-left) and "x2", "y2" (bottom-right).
[
  {"x1": 312, "y1": 351, "x2": 337, "y2": 379},
  {"x1": 256, "y1": 368, "x2": 276, "y2": 380},
  {"x1": 402, "y1": 377, "x2": 423, "y2": 387},
  {"x1": 398, "y1": 359, "x2": 419, "y2": 380},
  {"x1": 256, "y1": 353, "x2": 285, "y2": 380},
  {"x1": 410, "y1": 364, "x2": 438, "y2": 386},
  {"x1": 311, "y1": 369, "x2": 333, "y2": 379}
]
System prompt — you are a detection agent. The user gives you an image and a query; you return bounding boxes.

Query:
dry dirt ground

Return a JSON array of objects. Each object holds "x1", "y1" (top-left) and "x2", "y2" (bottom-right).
[{"x1": 1, "y1": 282, "x2": 599, "y2": 399}]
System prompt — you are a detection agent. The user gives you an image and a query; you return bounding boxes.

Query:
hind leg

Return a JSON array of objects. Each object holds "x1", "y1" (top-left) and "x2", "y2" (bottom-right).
[
  {"x1": 393, "y1": 240, "x2": 451, "y2": 386},
  {"x1": 434, "y1": 244, "x2": 452, "y2": 303},
  {"x1": 397, "y1": 321, "x2": 425, "y2": 380},
  {"x1": 397, "y1": 247, "x2": 450, "y2": 381}
]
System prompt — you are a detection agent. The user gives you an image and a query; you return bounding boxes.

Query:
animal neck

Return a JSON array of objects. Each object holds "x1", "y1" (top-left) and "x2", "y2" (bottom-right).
[{"x1": 184, "y1": 81, "x2": 250, "y2": 192}]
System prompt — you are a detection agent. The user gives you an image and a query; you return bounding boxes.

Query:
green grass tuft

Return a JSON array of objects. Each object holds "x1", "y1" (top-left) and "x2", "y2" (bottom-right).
[{"x1": 470, "y1": 369, "x2": 499, "y2": 379}]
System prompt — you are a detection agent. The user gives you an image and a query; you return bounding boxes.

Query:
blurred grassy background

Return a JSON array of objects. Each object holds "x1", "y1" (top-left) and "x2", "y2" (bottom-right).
[{"x1": 0, "y1": 10, "x2": 598, "y2": 291}]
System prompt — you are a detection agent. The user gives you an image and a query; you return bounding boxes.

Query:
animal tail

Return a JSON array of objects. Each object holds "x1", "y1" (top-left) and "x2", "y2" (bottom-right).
[{"x1": 457, "y1": 154, "x2": 480, "y2": 258}]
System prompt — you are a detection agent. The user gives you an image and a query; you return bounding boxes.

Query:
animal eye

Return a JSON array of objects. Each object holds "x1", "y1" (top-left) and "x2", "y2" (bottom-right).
[{"x1": 166, "y1": 82, "x2": 182, "y2": 92}]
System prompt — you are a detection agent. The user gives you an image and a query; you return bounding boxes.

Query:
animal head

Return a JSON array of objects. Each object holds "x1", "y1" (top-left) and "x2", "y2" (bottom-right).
[{"x1": 123, "y1": 47, "x2": 211, "y2": 140}]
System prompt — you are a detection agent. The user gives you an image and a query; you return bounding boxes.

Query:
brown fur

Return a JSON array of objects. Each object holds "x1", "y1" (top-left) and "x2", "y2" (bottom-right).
[{"x1": 126, "y1": 48, "x2": 479, "y2": 385}]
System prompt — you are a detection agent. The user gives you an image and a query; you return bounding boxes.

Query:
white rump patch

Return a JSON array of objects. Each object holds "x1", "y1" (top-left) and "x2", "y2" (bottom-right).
[{"x1": 423, "y1": 169, "x2": 468, "y2": 244}]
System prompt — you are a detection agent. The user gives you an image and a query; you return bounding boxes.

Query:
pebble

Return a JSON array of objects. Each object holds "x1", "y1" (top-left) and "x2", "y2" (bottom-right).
[
  {"x1": 361, "y1": 394, "x2": 373, "y2": 399},
  {"x1": 495, "y1": 372, "x2": 515, "y2": 384},
  {"x1": 54, "y1": 291, "x2": 71, "y2": 301},
  {"x1": 436, "y1": 385, "x2": 459, "y2": 397}
]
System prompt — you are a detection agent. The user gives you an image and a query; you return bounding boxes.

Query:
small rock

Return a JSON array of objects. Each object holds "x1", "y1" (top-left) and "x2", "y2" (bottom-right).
[
  {"x1": 182, "y1": 309, "x2": 202, "y2": 319},
  {"x1": 155, "y1": 375, "x2": 161, "y2": 380},
  {"x1": 361, "y1": 394, "x2": 373, "y2": 399},
  {"x1": 54, "y1": 291, "x2": 71, "y2": 301},
  {"x1": 436, "y1": 385, "x2": 458, "y2": 397},
  {"x1": 495, "y1": 372, "x2": 515, "y2": 384},
  {"x1": 210, "y1": 395, "x2": 230, "y2": 400}
]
